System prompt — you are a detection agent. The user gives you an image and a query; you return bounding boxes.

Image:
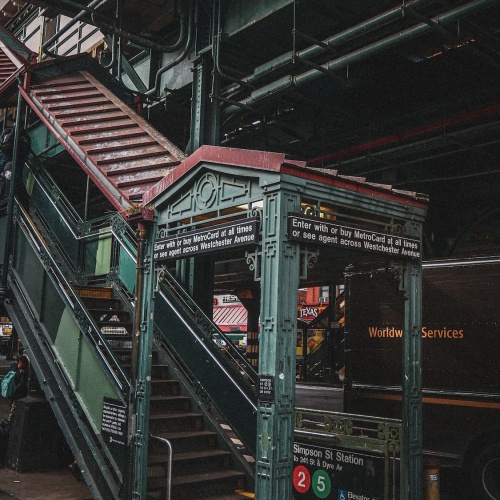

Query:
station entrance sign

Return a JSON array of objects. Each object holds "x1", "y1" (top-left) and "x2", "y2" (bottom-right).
[
  {"x1": 288, "y1": 213, "x2": 421, "y2": 261},
  {"x1": 293, "y1": 441, "x2": 385, "y2": 500},
  {"x1": 154, "y1": 217, "x2": 258, "y2": 261}
]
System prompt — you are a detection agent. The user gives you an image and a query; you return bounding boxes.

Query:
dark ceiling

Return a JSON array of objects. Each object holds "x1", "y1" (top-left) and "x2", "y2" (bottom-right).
[{"x1": 3, "y1": 0, "x2": 500, "y2": 259}]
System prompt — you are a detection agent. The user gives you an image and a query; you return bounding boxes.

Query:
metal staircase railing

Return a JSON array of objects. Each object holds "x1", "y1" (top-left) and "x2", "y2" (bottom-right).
[
  {"x1": 27, "y1": 154, "x2": 137, "y2": 294},
  {"x1": 155, "y1": 268, "x2": 258, "y2": 456},
  {"x1": 149, "y1": 433, "x2": 173, "y2": 500},
  {"x1": 158, "y1": 268, "x2": 257, "y2": 386},
  {"x1": 3, "y1": 199, "x2": 128, "y2": 499}
]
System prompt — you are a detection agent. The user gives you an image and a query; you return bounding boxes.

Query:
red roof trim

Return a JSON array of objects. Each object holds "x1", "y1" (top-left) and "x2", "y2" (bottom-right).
[
  {"x1": 143, "y1": 145, "x2": 428, "y2": 210},
  {"x1": 280, "y1": 163, "x2": 429, "y2": 210}
]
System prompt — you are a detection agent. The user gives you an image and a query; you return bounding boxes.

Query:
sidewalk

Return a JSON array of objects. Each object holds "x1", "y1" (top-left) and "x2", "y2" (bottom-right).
[
  {"x1": 0, "y1": 356, "x2": 93, "y2": 500},
  {"x1": 0, "y1": 467, "x2": 93, "y2": 500}
]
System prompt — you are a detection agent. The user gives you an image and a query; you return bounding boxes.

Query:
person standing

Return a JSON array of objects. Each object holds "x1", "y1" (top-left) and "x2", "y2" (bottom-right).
[
  {"x1": 8, "y1": 353, "x2": 30, "y2": 422},
  {"x1": 0, "y1": 162, "x2": 12, "y2": 200}
]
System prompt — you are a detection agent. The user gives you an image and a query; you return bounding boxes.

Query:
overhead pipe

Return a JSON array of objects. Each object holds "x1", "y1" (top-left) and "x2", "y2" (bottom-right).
[
  {"x1": 42, "y1": 0, "x2": 112, "y2": 17},
  {"x1": 91, "y1": 0, "x2": 190, "y2": 56},
  {"x1": 222, "y1": 0, "x2": 497, "y2": 118},
  {"x1": 308, "y1": 102, "x2": 500, "y2": 167},
  {"x1": 99, "y1": 0, "x2": 121, "y2": 72},
  {"x1": 243, "y1": 0, "x2": 433, "y2": 87},
  {"x1": 144, "y1": 0, "x2": 194, "y2": 97},
  {"x1": 213, "y1": 0, "x2": 255, "y2": 91},
  {"x1": 89, "y1": 0, "x2": 193, "y2": 97},
  {"x1": 42, "y1": 0, "x2": 112, "y2": 59}
]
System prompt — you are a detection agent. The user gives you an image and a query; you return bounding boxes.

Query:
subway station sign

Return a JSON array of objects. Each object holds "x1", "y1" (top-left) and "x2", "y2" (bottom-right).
[
  {"x1": 154, "y1": 217, "x2": 258, "y2": 261},
  {"x1": 288, "y1": 213, "x2": 421, "y2": 261},
  {"x1": 293, "y1": 441, "x2": 386, "y2": 500}
]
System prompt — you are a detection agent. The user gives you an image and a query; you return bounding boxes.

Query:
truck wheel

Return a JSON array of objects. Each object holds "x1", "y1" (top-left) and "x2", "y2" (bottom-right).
[{"x1": 471, "y1": 444, "x2": 500, "y2": 499}]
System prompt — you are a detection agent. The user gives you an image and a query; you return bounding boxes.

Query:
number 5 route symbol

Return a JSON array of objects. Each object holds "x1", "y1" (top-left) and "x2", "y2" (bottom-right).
[
  {"x1": 312, "y1": 469, "x2": 332, "y2": 498},
  {"x1": 293, "y1": 465, "x2": 311, "y2": 493}
]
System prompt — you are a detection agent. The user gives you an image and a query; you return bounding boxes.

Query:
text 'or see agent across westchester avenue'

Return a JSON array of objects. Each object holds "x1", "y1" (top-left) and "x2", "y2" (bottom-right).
[{"x1": 288, "y1": 213, "x2": 421, "y2": 261}]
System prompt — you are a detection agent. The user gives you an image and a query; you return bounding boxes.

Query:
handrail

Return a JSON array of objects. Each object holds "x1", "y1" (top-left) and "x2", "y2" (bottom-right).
[
  {"x1": 158, "y1": 289, "x2": 258, "y2": 411},
  {"x1": 158, "y1": 268, "x2": 257, "y2": 385},
  {"x1": 31, "y1": 162, "x2": 137, "y2": 248},
  {"x1": 149, "y1": 434, "x2": 172, "y2": 500},
  {"x1": 27, "y1": 160, "x2": 138, "y2": 291},
  {"x1": 7, "y1": 200, "x2": 126, "y2": 497},
  {"x1": 155, "y1": 288, "x2": 257, "y2": 455},
  {"x1": 16, "y1": 200, "x2": 130, "y2": 396}
]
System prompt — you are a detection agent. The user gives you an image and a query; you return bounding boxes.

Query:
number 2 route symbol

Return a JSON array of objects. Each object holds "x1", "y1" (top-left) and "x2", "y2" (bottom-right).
[{"x1": 293, "y1": 465, "x2": 311, "y2": 493}]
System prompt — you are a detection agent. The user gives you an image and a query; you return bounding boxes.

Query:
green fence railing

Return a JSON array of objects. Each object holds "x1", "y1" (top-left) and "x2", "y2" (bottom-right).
[
  {"x1": 5, "y1": 202, "x2": 128, "y2": 498},
  {"x1": 12, "y1": 201, "x2": 130, "y2": 404},
  {"x1": 28, "y1": 164, "x2": 137, "y2": 294}
]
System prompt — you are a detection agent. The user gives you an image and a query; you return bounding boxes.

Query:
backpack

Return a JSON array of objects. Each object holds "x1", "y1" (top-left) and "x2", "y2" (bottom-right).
[{"x1": 0, "y1": 370, "x2": 17, "y2": 398}]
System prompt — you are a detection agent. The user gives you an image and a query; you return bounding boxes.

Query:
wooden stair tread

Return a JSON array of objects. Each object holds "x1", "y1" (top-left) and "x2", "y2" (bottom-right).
[
  {"x1": 150, "y1": 395, "x2": 190, "y2": 402},
  {"x1": 202, "y1": 495, "x2": 250, "y2": 500},
  {"x1": 149, "y1": 411, "x2": 201, "y2": 421},
  {"x1": 173, "y1": 469, "x2": 245, "y2": 486},
  {"x1": 148, "y1": 469, "x2": 245, "y2": 488},
  {"x1": 155, "y1": 430, "x2": 217, "y2": 440},
  {"x1": 148, "y1": 448, "x2": 230, "y2": 464}
]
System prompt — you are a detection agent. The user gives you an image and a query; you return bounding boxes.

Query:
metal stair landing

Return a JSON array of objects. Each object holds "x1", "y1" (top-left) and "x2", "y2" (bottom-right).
[{"x1": 27, "y1": 70, "x2": 186, "y2": 211}]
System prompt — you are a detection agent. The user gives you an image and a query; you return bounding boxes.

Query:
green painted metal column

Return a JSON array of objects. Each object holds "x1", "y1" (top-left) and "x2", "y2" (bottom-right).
[
  {"x1": 401, "y1": 224, "x2": 423, "y2": 500},
  {"x1": 131, "y1": 222, "x2": 155, "y2": 499},
  {"x1": 189, "y1": 55, "x2": 220, "y2": 153},
  {"x1": 255, "y1": 187, "x2": 301, "y2": 499}
]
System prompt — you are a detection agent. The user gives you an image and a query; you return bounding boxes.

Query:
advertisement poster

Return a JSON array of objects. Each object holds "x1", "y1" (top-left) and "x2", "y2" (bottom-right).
[{"x1": 293, "y1": 441, "x2": 387, "y2": 500}]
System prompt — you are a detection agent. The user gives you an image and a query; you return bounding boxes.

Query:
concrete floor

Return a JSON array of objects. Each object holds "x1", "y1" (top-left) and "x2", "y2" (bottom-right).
[
  {"x1": 0, "y1": 468, "x2": 93, "y2": 500},
  {"x1": 0, "y1": 357, "x2": 93, "y2": 499}
]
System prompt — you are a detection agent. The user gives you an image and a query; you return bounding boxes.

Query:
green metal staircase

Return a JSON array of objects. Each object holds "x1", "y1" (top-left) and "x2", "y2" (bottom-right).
[
  {"x1": 0, "y1": 32, "x2": 257, "y2": 494},
  {"x1": 1, "y1": 156, "x2": 255, "y2": 497}
]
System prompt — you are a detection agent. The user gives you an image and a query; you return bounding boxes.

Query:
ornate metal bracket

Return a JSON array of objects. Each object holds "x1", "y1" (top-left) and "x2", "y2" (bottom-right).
[
  {"x1": 245, "y1": 248, "x2": 262, "y2": 282},
  {"x1": 299, "y1": 246, "x2": 319, "y2": 281},
  {"x1": 78, "y1": 220, "x2": 91, "y2": 237},
  {"x1": 156, "y1": 265, "x2": 167, "y2": 291},
  {"x1": 106, "y1": 268, "x2": 120, "y2": 287},
  {"x1": 110, "y1": 213, "x2": 128, "y2": 237},
  {"x1": 143, "y1": 254, "x2": 151, "y2": 276},
  {"x1": 193, "y1": 379, "x2": 212, "y2": 411}
]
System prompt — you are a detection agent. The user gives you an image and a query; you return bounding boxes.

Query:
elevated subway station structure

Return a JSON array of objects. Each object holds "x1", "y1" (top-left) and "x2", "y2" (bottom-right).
[{"x1": 0, "y1": 1, "x2": 498, "y2": 499}]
